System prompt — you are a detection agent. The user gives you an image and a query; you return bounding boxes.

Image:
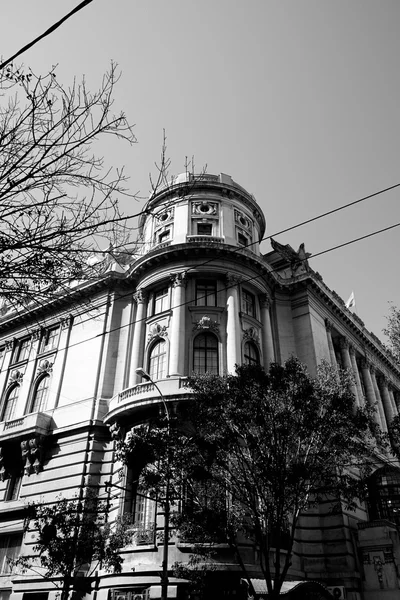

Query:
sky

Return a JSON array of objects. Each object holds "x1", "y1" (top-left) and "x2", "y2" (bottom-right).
[{"x1": 1, "y1": 0, "x2": 399, "y2": 342}]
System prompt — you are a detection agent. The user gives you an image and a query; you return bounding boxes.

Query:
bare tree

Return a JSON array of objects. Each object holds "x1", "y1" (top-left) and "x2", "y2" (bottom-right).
[{"x1": 0, "y1": 61, "x2": 137, "y2": 308}]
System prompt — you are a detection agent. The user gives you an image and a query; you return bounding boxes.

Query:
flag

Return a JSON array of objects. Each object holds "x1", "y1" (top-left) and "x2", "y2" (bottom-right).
[{"x1": 345, "y1": 291, "x2": 356, "y2": 309}]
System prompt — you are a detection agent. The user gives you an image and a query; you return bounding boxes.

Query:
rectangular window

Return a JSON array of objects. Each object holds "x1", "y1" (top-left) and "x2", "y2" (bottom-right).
[
  {"x1": 39, "y1": 327, "x2": 59, "y2": 354},
  {"x1": 133, "y1": 488, "x2": 156, "y2": 545},
  {"x1": 158, "y1": 230, "x2": 170, "y2": 244},
  {"x1": 0, "y1": 533, "x2": 22, "y2": 574},
  {"x1": 237, "y1": 232, "x2": 248, "y2": 246},
  {"x1": 242, "y1": 290, "x2": 256, "y2": 318},
  {"x1": 197, "y1": 222, "x2": 213, "y2": 236},
  {"x1": 153, "y1": 287, "x2": 169, "y2": 315},
  {"x1": 195, "y1": 280, "x2": 217, "y2": 307},
  {"x1": 13, "y1": 338, "x2": 30, "y2": 363},
  {"x1": 5, "y1": 475, "x2": 22, "y2": 502}
]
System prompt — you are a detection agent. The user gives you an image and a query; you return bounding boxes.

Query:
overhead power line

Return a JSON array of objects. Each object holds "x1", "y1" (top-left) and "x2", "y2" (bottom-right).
[
  {"x1": 0, "y1": 0, "x2": 94, "y2": 71},
  {"x1": 11, "y1": 217, "x2": 400, "y2": 372}
]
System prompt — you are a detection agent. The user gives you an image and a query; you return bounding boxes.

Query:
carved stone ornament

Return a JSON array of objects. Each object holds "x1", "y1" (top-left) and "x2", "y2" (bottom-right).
[
  {"x1": 192, "y1": 201, "x2": 218, "y2": 216},
  {"x1": 61, "y1": 315, "x2": 73, "y2": 330},
  {"x1": 9, "y1": 370, "x2": 23, "y2": 384},
  {"x1": 21, "y1": 436, "x2": 44, "y2": 476},
  {"x1": 324, "y1": 318, "x2": 333, "y2": 332},
  {"x1": 38, "y1": 359, "x2": 53, "y2": 375},
  {"x1": 259, "y1": 293, "x2": 272, "y2": 309},
  {"x1": 156, "y1": 207, "x2": 174, "y2": 224},
  {"x1": 0, "y1": 446, "x2": 8, "y2": 482},
  {"x1": 225, "y1": 272, "x2": 242, "y2": 286},
  {"x1": 170, "y1": 271, "x2": 187, "y2": 288},
  {"x1": 234, "y1": 209, "x2": 252, "y2": 231},
  {"x1": 133, "y1": 289, "x2": 147, "y2": 304},
  {"x1": 193, "y1": 316, "x2": 219, "y2": 333},
  {"x1": 243, "y1": 327, "x2": 260, "y2": 343},
  {"x1": 148, "y1": 322, "x2": 168, "y2": 341},
  {"x1": 31, "y1": 329, "x2": 41, "y2": 342},
  {"x1": 109, "y1": 422, "x2": 121, "y2": 441},
  {"x1": 5, "y1": 339, "x2": 15, "y2": 352}
]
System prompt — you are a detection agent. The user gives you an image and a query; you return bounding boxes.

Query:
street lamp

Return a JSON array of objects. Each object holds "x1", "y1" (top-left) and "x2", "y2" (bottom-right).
[{"x1": 135, "y1": 367, "x2": 170, "y2": 600}]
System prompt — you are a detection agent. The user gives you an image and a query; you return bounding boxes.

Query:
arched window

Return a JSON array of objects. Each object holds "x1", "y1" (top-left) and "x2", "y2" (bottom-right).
[
  {"x1": 2, "y1": 385, "x2": 19, "y2": 422},
  {"x1": 148, "y1": 339, "x2": 167, "y2": 380},
  {"x1": 193, "y1": 333, "x2": 219, "y2": 374},
  {"x1": 244, "y1": 341, "x2": 260, "y2": 365},
  {"x1": 31, "y1": 375, "x2": 49, "y2": 413}
]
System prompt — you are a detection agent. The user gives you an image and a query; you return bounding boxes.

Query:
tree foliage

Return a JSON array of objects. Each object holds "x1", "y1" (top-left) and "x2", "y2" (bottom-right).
[
  {"x1": 383, "y1": 304, "x2": 400, "y2": 364},
  {"x1": 15, "y1": 492, "x2": 132, "y2": 600},
  {"x1": 0, "y1": 61, "x2": 136, "y2": 307},
  {"x1": 118, "y1": 358, "x2": 386, "y2": 599}
]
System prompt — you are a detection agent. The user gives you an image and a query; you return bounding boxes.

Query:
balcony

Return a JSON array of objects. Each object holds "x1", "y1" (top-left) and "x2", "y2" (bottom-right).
[
  {"x1": 104, "y1": 377, "x2": 192, "y2": 424},
  {"x1": 0, "y1": 412, "x2": 52, "y2": 441}
]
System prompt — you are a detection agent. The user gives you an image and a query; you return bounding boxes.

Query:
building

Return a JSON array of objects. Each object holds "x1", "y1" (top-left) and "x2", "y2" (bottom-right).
[{"x1": 0, "y1": 172, "x2": 399, "y2": 600}]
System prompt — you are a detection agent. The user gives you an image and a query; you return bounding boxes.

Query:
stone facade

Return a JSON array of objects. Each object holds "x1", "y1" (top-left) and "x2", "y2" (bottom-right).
[{"x1": 0, "y1": 173, "x2": 399, "y2": 599}]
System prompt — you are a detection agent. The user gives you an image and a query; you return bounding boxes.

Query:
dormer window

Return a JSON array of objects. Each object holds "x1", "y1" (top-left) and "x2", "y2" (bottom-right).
[
  {"x1": 158, "y1": 230, "x2": 170, "y2": 244},
  {"x1": 197, "y1": 223, "x2": 212, "y2": 236}
]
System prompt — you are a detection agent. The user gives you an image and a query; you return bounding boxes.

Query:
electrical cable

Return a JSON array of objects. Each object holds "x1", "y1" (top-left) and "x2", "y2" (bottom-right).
[
  {"x1": 6, "y1": 216, "x2": 400, "y2": 377},
  {"x1": 0, "y1": 1, "x2": 94, "y2": 71}
]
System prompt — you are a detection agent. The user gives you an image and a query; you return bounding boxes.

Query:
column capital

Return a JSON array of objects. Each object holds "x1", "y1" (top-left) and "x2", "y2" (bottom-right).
[
  {"x1": 133, "y1": 289, "x2": 147, "y2": 304},
  {"x1": 170, "y1": 271, "x2": 187, "y2": 288},
  {"x1": 324, "y1": 318, "x2": 333, "y2": 332},
  {"x1": 360, "y1": 357, "x2": 371, "y2": 370},
  {"x1": 259, "y1": 293, "x2": 272, "y2": 309},
  {"x1": 225, "y1": 272, "x2": 242, "y2": 287},
  {"x1": 339, "y1": 337, "x2": 350, "y2": 350},
  {"x1": 349, "y1": 344, "x2": 357, "y2": 357}
]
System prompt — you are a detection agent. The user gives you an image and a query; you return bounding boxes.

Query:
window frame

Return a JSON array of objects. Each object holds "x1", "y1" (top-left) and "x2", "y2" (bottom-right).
[
  {"x1": 153, "y1": 287, "x2": 169, "y2": 315},
  {"x1": 0, "y1": 533, "x2": 22, "y2": 574},
  {"x1": 148, "y1": 339, "x2": 167, "y2": 381},
  {"x1": 244, "y1": 341, "x2": 260, "y2": 366},
  {"x1": 13, "y1": 338, "x2": 31, "y2": 364},
  {"x1": 2, "y1": 384, "x2": 20, "y2": 422},
  {"x1": 197, "y1": 222, "x2": 213, "y2": 236},
  {"x1": 39, "y1": 326, "x2": 60, "y2": 355},
  {"x1": 30, "y1": 375, "x2": 50, "y2": 414},
  {"x1": 195, "y1": 280, "x2": 217, "y2": 307},
  {"x1": 193, "y1": 332, "x2": 219, "y2": 375},
  {"x1": 242, "y1": 289, "x2": 256, "y2": 318}
]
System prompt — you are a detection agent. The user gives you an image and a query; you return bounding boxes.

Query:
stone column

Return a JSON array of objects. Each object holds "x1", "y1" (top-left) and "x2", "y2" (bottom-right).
[
  {"x1": 389, "y1": 388, "x2": 399, "y2": 419},
  {"x1": 129, "y1": 289, "x2": 147, "y2": 386},
  {"x1": 169, "y1": 272, "x2": 187, "y2": 376},
  {"x1": 259, "y1": 293, "x2": 275, "y2": 368},
  {"x1": 349, "y1": 346, "x2": 363, "y2": 408},
  {"x1": 379, "y1": 377, "x2": 396, "y2": 425},
  {"x1": 325, "y1": 319, "x2": 337, "y2": 367},
  {"x1": 226, "y1": 273, "x2": 241, "y2": 373},
  {"x1": 339, "y1": 338, "x2": 358, "y2": 406},
  {"x1": 360, "y1": 359, "x2": 382, "y2": 428},
  {"x1": 370, "y1": 366, "x2": 388, "y2": 432}
]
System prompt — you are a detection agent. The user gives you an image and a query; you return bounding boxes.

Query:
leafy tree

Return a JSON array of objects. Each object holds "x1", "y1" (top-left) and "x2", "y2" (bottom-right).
[
  {"x1": 117, "y1": 358, "x2": 386, "y2": 600},
  {"x1": 0, "y1": 61, "x2": 137, "y2": 307},
  {"x1": 383, "y1": 304, "x2": 400, "y2": 364},
  {"x1": 15, "y1": 492, "x2": 132, "y2": 600}
]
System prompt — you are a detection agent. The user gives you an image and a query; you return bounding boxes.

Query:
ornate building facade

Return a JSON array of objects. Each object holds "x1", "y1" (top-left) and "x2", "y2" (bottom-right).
[{"x1": 0, "y1": 173, "x2": 399, "y2": 600}]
